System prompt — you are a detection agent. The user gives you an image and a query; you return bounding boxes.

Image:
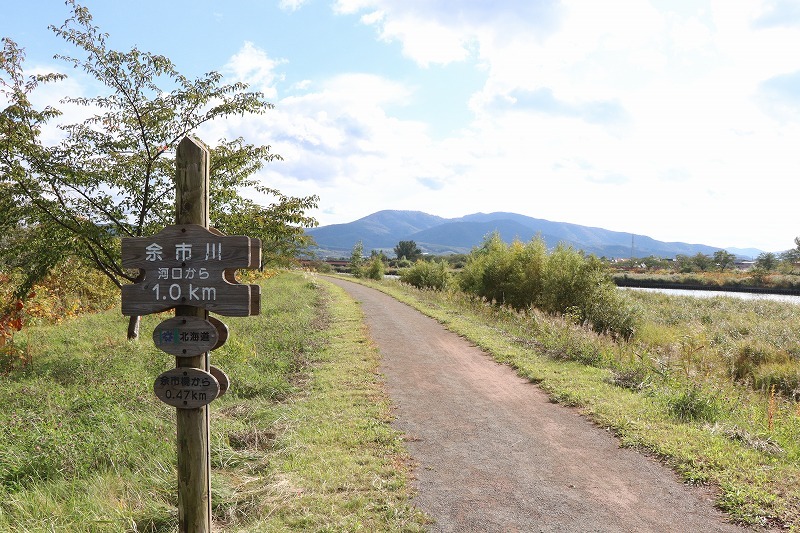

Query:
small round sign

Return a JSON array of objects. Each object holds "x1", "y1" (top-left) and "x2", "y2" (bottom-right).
[
  {"x1": 154, "y1": 368, "x2": 220, "y2": 409},
  {"x1": 153, "y1": 316, "x2": 219, "y2": 357},
  {"x1": 209, "y1": 365, "x2": 230, "y2": 397},
  {"x1": 207, "y1": 316, "x2": 229, "y2": 351}
]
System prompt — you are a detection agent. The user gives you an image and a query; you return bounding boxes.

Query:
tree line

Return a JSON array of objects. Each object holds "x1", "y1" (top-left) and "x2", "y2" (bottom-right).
[{"x1": 615, "y1": 246, "x2": 798, "y2": 274}]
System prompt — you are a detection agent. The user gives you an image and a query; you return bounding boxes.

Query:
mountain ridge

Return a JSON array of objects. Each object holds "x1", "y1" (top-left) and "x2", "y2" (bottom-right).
[{"x1": 305, "y1": 210, "x2": 765, "y2": 259}]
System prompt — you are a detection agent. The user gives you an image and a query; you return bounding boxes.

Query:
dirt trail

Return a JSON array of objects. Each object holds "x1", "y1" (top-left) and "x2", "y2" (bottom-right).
[{"x1": 325, "y1": 277, "x2": 749, "y2": 532}]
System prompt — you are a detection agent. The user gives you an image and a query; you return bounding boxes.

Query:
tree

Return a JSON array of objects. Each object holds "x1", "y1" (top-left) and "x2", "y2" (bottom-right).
[
  {"x1": 780, "y1": 237, "x2": 800, "y2": 265},
  {"x1": 394, "y1": 240, "x2": 422, "y2": 261},
  {"x1": 349, "y1": 241, "x2": 365, "y2": 277},
  {"x1": 1, "y1": 2, "x2": 318, "y2": 337},
  {"x1": 755, "y1": 252, "x2": 778, "y2": 271},
  {"x1": 691, "y1": 253, "x2": 713, "y2": 272},
  {"x1": 0, "y1": 38, "x2": 69, "y2": 302},
  {"x1": 370, "y1": 249, "x2": 388, "y2": 263},
  {"x1": 713, "y1": 250, "x2": 737, "y2": 272},
  {"x1": 674, "y1": 254, "x2": 692, "y2": 273}
]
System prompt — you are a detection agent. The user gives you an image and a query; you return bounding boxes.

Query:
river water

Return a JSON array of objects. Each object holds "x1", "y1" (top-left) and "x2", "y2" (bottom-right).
[{"x1": 623, "y1": 286, "x2": 800, "y2": 305}]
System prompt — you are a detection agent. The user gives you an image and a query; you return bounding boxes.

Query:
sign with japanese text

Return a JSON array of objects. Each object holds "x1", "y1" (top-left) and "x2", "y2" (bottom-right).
[
  {"x1": 121, "y1": 224, "x2": 261, "y2": 317},
  {"x1": 153, "y1": 316, "x2": 221, "y2": 357},
  {"x1": 154, "y1": 368, "x2": 220, "y2": 409}
]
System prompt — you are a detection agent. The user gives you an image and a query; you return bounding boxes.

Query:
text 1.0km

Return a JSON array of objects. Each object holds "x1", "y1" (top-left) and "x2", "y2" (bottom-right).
[{"x1": 152, "y1": 283, "x2": 217, "y2": 302}]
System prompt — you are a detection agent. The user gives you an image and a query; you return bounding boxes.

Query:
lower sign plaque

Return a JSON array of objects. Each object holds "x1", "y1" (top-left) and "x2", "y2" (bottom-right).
[{"x1": 154, "y1": 368, "x2": 220, "y2": 409}]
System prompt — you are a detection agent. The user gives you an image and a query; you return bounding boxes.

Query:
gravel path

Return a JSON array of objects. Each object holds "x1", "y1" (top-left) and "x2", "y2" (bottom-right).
[{"x1": 325, "y1": 277, "x2": 750, "y2": 532}]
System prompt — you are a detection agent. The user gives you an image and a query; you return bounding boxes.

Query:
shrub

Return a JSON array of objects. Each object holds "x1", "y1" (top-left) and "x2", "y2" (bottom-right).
[
  {"x1": 731, "y1": 342, "x2": 788, "y2": 383},
  {"x1": 583, "y1": 283, "x2": 640, "y2": 340},
  {"x1": 459, "y1": 234, "x2": 546, "y2": 310},
  {"x1": 752, "y1": 362, "x2": 800, "y2": 400},
  {"x1": 457, "y1": 235, "x2": 640, "y2": 339},
  {"x1": 400, "y1": 260, "x2": 450, "y2": 291},
  {"x1": 364, "y1": 258, "x2": 385, "y2": 280},
  {"x1": 668, "y1": 384, "x2": 721, "y2": 422},
  {"x1": 507, "y1": 238, "x2": 547, "y2": 310},
  {"x1": 458, "y1": 232, "x2": 511, "y2": 304},
  {"x1": 306, "y1": 260, "x2": 333, "y2": 273},
  {"x1": 540, "y1": 245, "x2": 605, "y2": 315}
]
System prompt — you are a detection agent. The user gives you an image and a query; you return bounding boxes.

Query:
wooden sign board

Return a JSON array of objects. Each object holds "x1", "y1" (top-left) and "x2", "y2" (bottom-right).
[
  {"x1": 153, "y1": 316, "x2": 221, "y2": 357},
  {"x1": 207, "y1": 316, "x2": 229, "y2": 351},
  {"x1": 121, "y1": 225, "x2": 261, "y2": 317},
  {"x1": 209, "y1": 365, "x2": 230, "y2": 397},
  {"x1": 154, "y1": 368, "x2": 220, "y2": 409}
]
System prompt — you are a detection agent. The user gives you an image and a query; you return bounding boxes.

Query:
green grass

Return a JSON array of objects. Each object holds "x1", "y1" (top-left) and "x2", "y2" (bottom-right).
[
  {"x1": 0, "y1": 272, "x2": 427, "y2": 532},
  {"x1": 7, "y1": 266, "x2": 800, "y2": 529},
  {"x1": 342, "y1": 275, "x2": 800, "y2": 530}
]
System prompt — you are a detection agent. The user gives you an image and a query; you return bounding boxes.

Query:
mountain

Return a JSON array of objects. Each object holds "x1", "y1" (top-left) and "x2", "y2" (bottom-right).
[
  {"x1": 305, "y1": 210, "x2": 762, "y2": 259},
  {"x1": 305, "y1": 210, "x2": 446, "y2": 251}
]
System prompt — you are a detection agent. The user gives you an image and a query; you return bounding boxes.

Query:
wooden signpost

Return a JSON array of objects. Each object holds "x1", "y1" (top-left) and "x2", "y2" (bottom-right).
[
  {"x1": 121, "y1": 137, "x2": 260, "y2": 532},
  {"x1": 121, "y1": 224, "x2": 261, "y2": 317}
]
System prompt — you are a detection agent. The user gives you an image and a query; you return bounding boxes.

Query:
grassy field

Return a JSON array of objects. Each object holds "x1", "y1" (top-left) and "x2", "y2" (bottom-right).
[
  {"x1": 0, "y1": 272, "x2": 427, "y2": 532},
  {"x1": 5, "y1": 268, "x2": 800, "y2": 530},
  {"x1": 346, "y1": 276, "x2": 800, "y2": 530}
]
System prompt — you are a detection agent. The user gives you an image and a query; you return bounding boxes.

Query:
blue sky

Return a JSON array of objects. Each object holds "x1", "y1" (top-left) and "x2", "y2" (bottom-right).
[{"x1": 3, "y1": 0, "x2": 800, "y2": 253}]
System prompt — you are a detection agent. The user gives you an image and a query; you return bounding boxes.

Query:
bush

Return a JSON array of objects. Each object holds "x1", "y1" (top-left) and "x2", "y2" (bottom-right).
[
  {"x1": 667, "y1": 385, "x2": 721, "y2": 422},
  {"x1": 458, "y1": 234, "x2": 546, "y2": 310},
  {"x1": 752, "y1": 362, "x2": 800, "y2": 400},
  {"x1": 731, "y1": 342, "x2": 788, "y2": 383},
  {"x1": 458, "y1": 234, "x2": 639, "y2": 339},
  {"x1": 400, "y1": 260, "x2": 450, "y2": 291},
  {"x1": 2, "y1": 260, "x2": 117, "y2": 327},
  {"x1": 306, "y1": 260, "x2": 333, "y2": 273},
  {"x1": 583, "y1": 283, "x2": 640, "y2": 340},
  {"x1": 364, "y1": 258, "x2": 385, "y2": 280}
]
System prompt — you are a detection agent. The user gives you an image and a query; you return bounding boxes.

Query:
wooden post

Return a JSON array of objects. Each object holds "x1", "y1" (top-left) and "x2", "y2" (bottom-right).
[
  {"x1": 121, "y1": 135, "x2": 258, "y2": 529},
  {"x1": 174, "y1": 136, "x2": 212, "y2": 532}
]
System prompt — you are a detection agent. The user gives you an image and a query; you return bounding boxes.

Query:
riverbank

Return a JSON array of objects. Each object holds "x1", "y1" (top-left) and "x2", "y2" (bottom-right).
[{"x1": 613, "y1": 272, "x2": 800, "y2": 295}]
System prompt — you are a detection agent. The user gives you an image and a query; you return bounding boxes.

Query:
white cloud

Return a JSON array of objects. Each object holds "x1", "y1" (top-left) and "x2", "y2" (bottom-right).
[
  {"x1": 208, "y1": 2, "x2": 800, "y2": 252},
  {"x1": 377, "y1": 16, "x2": 474, "y2": 67},
  {"x1": 753, "y1": 0, "x2": 800, "y2": 28},
  {"x1": 223, "y1": 42, "x2": 285, "y2": 98},
  {"x1": 279, "y1": 0, "x2": 308, "y2": 12},
  {"x1": 204, "y1": 46, "x2": 444, "y2": 222},
  {"x1": 336, "y1": 0, "x2": 561, "y2": 67}
]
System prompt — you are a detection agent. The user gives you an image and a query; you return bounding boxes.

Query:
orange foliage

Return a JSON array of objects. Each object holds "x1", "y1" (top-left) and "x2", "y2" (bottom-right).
[
  {"x1": 0, "y1": 277, "x2": 29, "y2": 373},
  {"x1": 0, "y1": 262, "x2": 117, "y2": 372}
]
